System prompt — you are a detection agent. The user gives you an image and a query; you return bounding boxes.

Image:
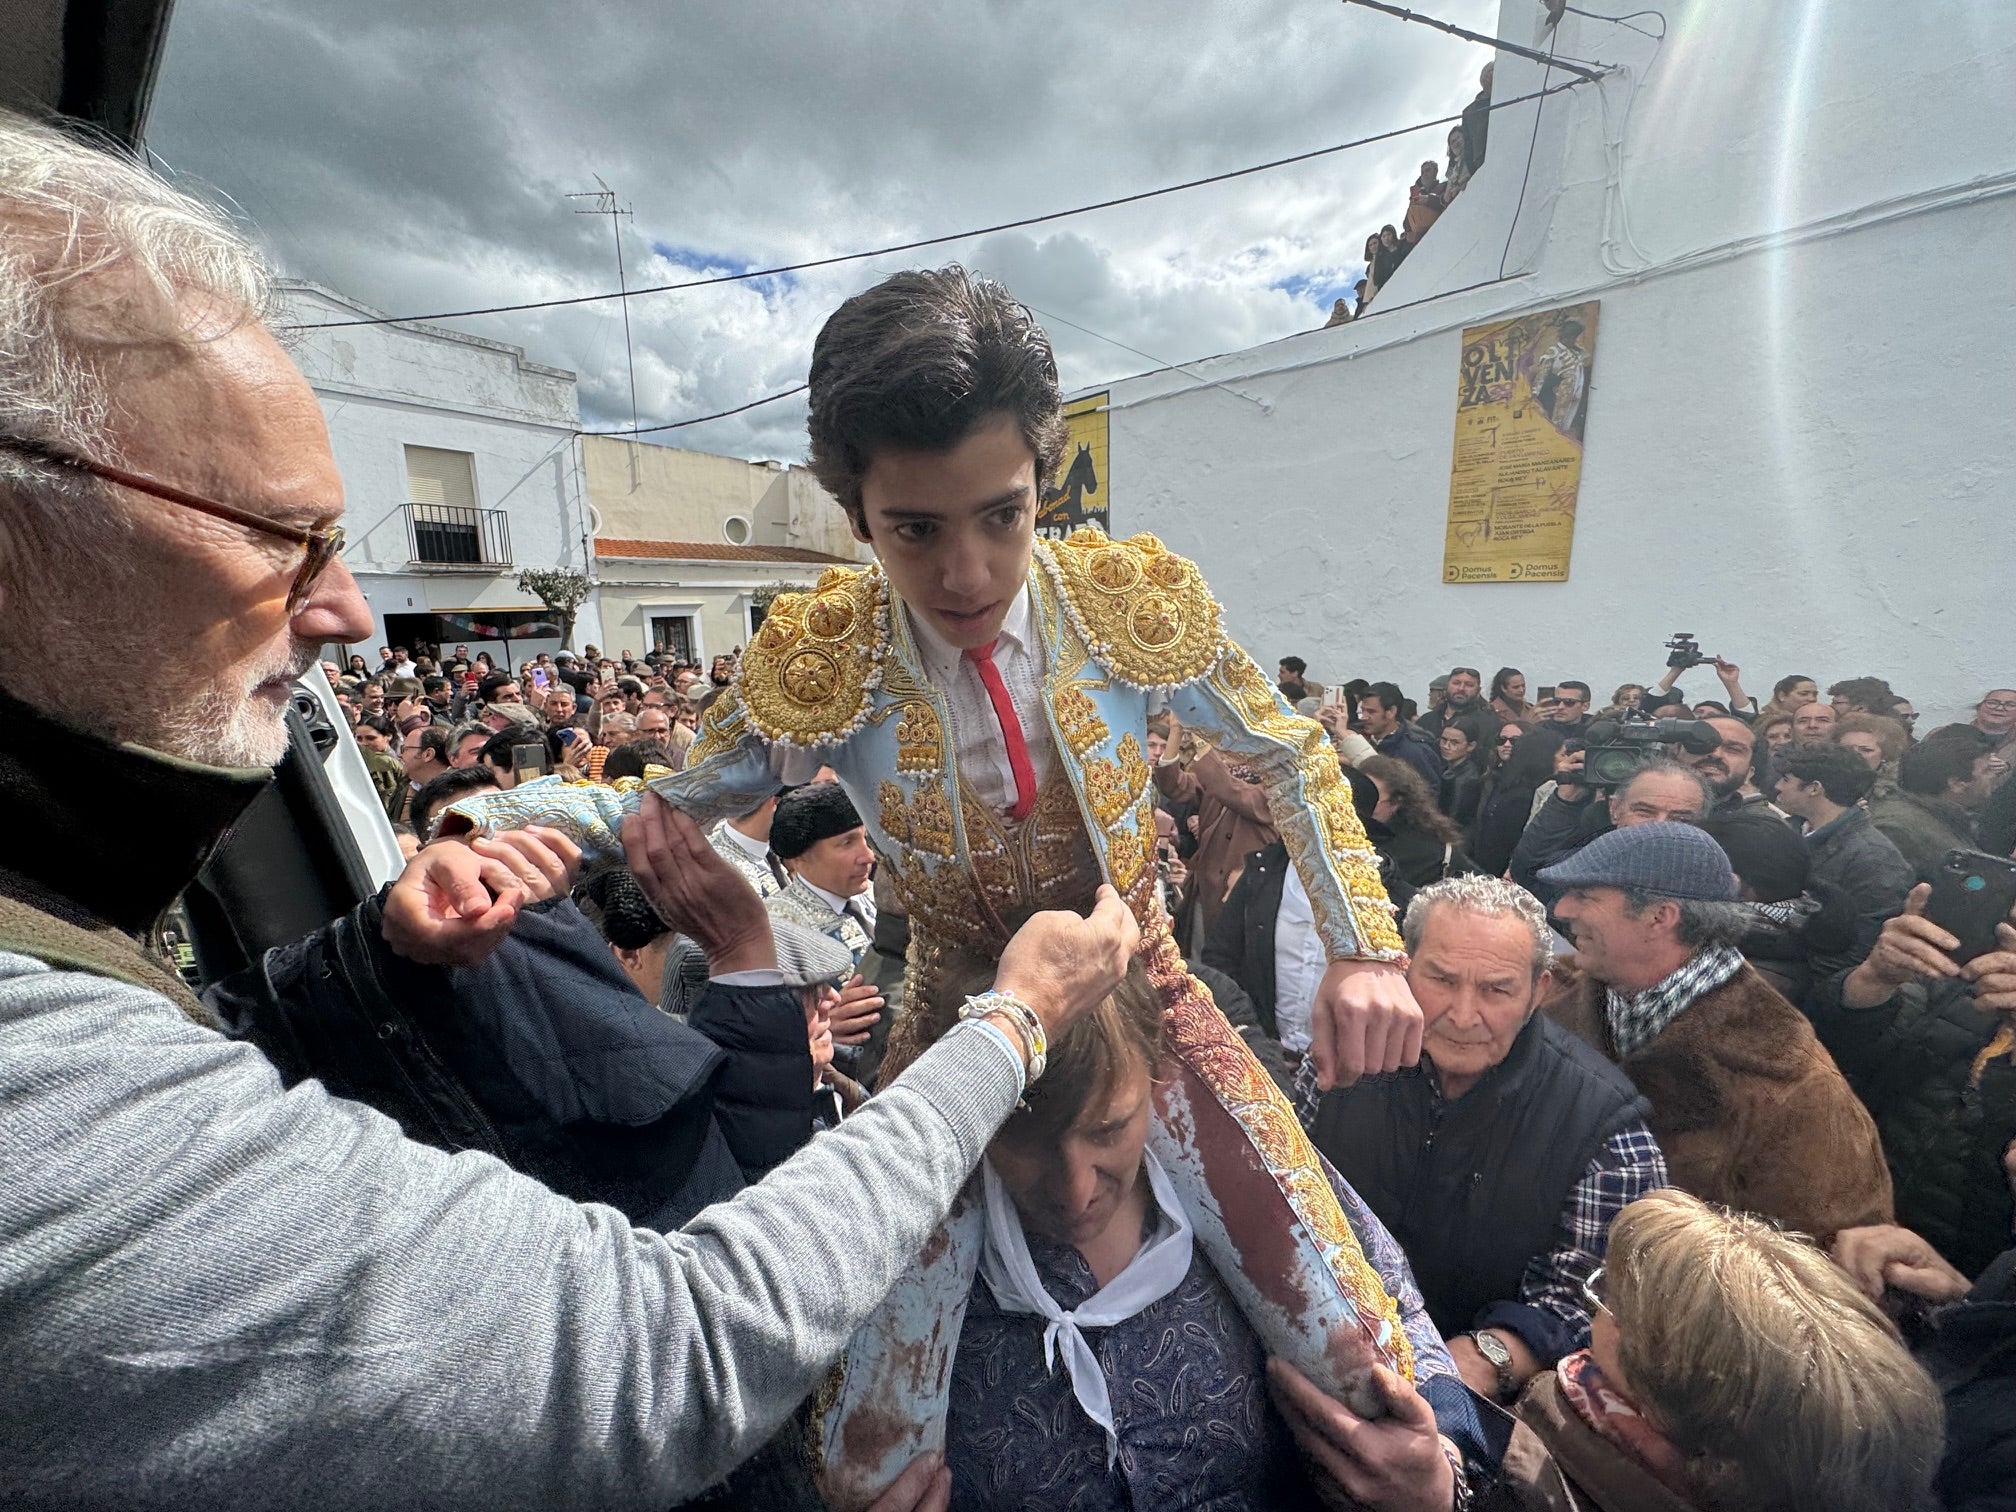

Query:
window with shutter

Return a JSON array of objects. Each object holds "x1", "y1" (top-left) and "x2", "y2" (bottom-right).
[{"x1": 404, "y1": 446, "x2": 483, "y2": 563}]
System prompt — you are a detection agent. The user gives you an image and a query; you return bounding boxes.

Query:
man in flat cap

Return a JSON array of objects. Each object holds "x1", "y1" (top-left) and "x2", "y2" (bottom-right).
[{"x1": 1539, "y1": 822, "x2": 1894, "y2": 1243}]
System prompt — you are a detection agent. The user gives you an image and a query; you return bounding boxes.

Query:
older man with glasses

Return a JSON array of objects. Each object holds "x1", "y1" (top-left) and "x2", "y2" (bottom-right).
[{"x1": 0, "y1": 108, "x2": 1137, "y2": 1508}]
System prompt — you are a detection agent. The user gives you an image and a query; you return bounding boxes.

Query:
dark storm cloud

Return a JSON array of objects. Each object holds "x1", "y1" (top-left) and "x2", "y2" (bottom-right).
[{"x1": 147, "y1": 0, "x2": 1496, "y2": 458}]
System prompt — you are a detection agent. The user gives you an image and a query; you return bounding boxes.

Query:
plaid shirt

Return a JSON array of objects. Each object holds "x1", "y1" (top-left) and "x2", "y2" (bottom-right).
[
  {"x1": 1604, "y1": 944, "x2": 1746, "y2": 1058},
  {"x1": 1295, "y1": 1060, "x2": 1670, "y2": 1360}
]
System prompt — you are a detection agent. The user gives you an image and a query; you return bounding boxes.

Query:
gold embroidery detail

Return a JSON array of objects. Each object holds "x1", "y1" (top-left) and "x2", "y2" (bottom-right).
[
  {"x1": 1115, "y1": 732, "x2": 1150, "y2": 799},
  {"x1": 1051, "y1": 685, "x2": 1109, "y2": 758},
  {"x1": 1047, "y1": 528, "x2": 1225, "y2": 687},
  {"x1": 685, "y1": 687, "x2": 747, "y2": 767},
  {"x1": 907, "y1": 786, "x2": 957, "y2": 858},
  {"x1": 1082, "y1": 756, "x2": 1134, "y2": 831},
  {"x1": 736, "y1": 569, "x2": 885, "y2": 745},
  {"x1": 877, "y1": 781, "x2": 910, "y2": 846},
  {"x1": 894, "y1": 702, "x2": 944, "y2": 772},
  {"x1": 1108, "y1": 821, "x2": 1146, "y2": 892},
  {"x1": 804, "y1": 595, "x2": 856, "y2": 640}
]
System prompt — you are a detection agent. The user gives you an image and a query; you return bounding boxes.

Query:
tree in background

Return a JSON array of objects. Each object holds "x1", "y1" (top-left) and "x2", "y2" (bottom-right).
[{"x1": 517, "y1": 568, "x2": 590, "y2": 649}]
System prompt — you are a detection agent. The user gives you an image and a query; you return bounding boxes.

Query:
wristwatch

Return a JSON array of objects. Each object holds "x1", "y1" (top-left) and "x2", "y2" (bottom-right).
[{"x1": 1468, "y1": 1330, "x2": 1515, "y2": 1403}]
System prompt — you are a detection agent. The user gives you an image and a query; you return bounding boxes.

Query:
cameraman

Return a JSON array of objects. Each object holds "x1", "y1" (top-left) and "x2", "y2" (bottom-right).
[{"x1": 1510, "y1": 758, "x2": 1713, "y2": 907}]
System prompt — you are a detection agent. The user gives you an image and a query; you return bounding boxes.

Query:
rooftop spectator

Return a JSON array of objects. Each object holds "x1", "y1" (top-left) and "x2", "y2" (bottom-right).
[
  {"x1": 1443, "y1": 123, "x2": 1472, "y2": 202},
  {"x1": 1403, "y1": 159, "x2": 1446, "y2": 243},
  {"x1": 1461, "y1": 61, "x2": 1494, "y2": 176},
  {"x1": 1539, "y1": 822, "x2": 1894, "y2": 1243}
]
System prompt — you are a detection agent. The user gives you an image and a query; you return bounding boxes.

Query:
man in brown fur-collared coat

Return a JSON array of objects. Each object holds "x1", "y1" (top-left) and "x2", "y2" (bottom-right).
[{"x1": 1537, "y1": 822, "x2": 1892, "y2": 1245}]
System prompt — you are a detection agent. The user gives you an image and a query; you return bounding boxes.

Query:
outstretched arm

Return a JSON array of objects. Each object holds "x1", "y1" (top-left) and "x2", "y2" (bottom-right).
[{"x1": 1169, "y1": 647, "x2": 1421, "y2": 1088}]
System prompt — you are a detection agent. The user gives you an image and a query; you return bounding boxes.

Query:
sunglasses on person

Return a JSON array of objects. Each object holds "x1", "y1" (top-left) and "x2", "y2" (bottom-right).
[{"x1": 0, "y1": 434, "x2": 345, "y2": 613}]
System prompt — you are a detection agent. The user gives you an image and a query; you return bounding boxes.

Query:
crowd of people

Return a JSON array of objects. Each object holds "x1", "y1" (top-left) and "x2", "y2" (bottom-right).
[
  {"x1": 1326, "y1": 61, "x2": 1495, "y2": 328},
  {"x1": 4, "y1": 105, "x2": 2012, "y2": 1512}
]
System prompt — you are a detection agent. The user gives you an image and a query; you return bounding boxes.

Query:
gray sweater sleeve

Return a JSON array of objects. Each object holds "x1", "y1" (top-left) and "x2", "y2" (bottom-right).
[{"x1": 0, "y1": 951, "x2": 1017, "y2": 1508}]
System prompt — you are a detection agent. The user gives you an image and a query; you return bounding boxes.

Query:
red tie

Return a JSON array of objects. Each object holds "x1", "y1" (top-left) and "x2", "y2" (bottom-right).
[{"x1": 964, "y1": 640, "x2": 1036, "y2": 820}]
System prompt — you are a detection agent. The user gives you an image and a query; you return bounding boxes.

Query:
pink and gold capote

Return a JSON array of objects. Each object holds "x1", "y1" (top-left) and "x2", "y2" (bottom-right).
[{"x1": 441, "y1": 529, "x2": 1415, "y2": 1504}]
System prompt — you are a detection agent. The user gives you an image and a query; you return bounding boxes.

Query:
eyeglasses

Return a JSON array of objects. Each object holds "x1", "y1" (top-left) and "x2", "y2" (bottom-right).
[
  {"x1": 1580, "y1": 1265, "x2": 1610, "y2": 1317},
  {"x1": 0, "y1": 434, "x2": 345, "y2": 613},
  {"x1": 1982, "y1": 700, "x2": 2016, "y2": 713}
]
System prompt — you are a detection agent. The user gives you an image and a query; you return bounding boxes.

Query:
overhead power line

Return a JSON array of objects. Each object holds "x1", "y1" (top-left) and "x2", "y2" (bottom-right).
[
  {"x1": 587, "y1": 383, "x2": 808, "y2": 438},
  {"x1": 1339, "y1": 0, "x2": 1608, "y2": 80},
  {"x1": 285, "y1": 80, "x2": 1595, "y2": 332}
]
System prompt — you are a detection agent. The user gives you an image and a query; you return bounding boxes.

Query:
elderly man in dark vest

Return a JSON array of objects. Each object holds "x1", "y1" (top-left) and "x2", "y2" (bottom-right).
[
  {"x1": 0, "y1": 108, "x2": 1135, "y2": 1507},
  {"x1": 1299, "y1": 874, "x2": 1667, "y2": 1407},
  {"x1": 1539, "y1": 821, "x2": 1895, "y2": 1245}
]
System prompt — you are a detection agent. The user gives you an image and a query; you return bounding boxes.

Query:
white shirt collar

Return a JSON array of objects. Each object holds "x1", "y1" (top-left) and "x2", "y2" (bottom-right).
[
  {"x1": 718, "y1": 822, "x2": 771, "y2": 863},
  {"x1": 905, "y1": 580, "x2": 1033, "y2": 683},
  {"x1": 798, "y1": 877, "x2": 856, "y2": 915}
]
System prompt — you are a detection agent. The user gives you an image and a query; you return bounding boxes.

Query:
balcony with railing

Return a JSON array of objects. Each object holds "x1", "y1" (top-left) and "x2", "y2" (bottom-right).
[{"x1": 401, "y1": 503, "x2": 512, "y2": 571}]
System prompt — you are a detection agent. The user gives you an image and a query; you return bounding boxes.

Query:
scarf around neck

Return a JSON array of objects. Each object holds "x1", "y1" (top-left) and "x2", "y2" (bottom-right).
[
  {"x1": 1604, "y1": 945, "x2": 1745, "y2": 1058},
  {"x1": 977, "y1": 1149, "x2": 1194, "y2": 1464}
]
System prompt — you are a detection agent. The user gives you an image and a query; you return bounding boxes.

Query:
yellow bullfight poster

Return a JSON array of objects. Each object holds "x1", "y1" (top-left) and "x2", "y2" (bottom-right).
[
  {"x1": 1037, "y1": 390, "x2": 1109, "y2": 540},
  {"x1": 1442, "y1": 301, "x2": 1598, "y2": 583}
]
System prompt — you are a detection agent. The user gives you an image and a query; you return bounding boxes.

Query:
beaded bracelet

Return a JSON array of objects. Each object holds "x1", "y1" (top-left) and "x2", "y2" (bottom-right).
[{"x1": 957, "y1": 991, "x2": 1047, "y2": 1084}]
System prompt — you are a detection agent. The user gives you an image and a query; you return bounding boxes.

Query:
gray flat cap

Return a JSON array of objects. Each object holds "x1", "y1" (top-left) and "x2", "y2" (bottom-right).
[{"x1": 1537, "y1": 820, "x2": 1740, "y2": 902}]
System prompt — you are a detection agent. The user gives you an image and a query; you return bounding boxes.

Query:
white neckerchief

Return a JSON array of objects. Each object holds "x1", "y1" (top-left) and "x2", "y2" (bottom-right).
[{"x1": 977, "y1": 1149, "x2": 1194, "y2": 1464}]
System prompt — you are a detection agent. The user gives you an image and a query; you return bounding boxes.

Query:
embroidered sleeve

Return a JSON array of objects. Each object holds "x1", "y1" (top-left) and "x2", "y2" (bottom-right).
[
  {"x1": 1166, "y1": 645, "x2": 1404, "y2": 962},
  {"x1": 439, "y1": 688, "x2": 782, "y2": 867}
]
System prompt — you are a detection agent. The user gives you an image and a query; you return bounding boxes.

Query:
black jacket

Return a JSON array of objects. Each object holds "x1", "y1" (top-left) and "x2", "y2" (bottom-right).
[
  {"x1": 1308, "y1": 1013, "x2": 1649, "y2": 1361},
  {"x1": 687, "y1": 981, "x2": 820, "y2": 1182},
  {"x1": 1437, "y1": 759, "x2": 1489, "y2": 831},
  {"x1": 1203, "y1": 842, "x2": 1417, "y2": 1036},
  {"x1": 1469, "y1": 773, "x2": 1540, "y2": 878},
  {"x1": 1918, "y1": 1246, "x2": 2016, "y2": 1512},
  {"x1": 208, "y1": 894, "x2": 756, "y2": 1229},
  {"x1": 1802, "y1": 806, "x2": 1913, "y2": 978},
  {"x1": 1805, "y1": 968, "x2": 2016, "y2": 1279},
  {"x1": 1508, "y1": 791, "x2": 1605, "y2": 904}
]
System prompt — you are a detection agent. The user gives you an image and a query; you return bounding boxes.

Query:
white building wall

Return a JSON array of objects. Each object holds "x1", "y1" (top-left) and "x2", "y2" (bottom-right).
[
  {"x1": 1102, "y1": 0, "x2": 2016, "y2": 725},
  {"x1": 280, "y1": 282, "x2": 602, "y2": 659}
]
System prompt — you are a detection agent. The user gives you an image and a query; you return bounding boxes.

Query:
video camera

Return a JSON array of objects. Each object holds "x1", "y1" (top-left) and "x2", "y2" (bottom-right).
[
  {"x1": 1664, "y1": 632, "x2": 1708, "y2": 671},
  {"x1": 1578, "y1": 713, "x2": 1723, "y2": 789}
]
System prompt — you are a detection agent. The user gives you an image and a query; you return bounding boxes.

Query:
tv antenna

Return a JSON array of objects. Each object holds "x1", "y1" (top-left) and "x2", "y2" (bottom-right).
[{"x1": 566, "y1": 176, "x2": 640, "y2": 437}]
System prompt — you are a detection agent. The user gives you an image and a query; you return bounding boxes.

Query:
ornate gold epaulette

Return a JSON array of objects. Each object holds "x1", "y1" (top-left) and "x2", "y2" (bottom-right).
[
  {"x1": 1040, "y1": 527, "x2": 1227, "y2": 690},
  {"x1": 736, "y1": 565, "x2": 889, "y2": 747}
]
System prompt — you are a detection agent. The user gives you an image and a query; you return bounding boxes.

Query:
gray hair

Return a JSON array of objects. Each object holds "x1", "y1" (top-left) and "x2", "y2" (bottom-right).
[
  {"x1": 1620, "y1": 887, "x2": 1753, "y2": 948},
  {"x1": 1401, "y1": 873, "x2": 1554, "y2": 979},
  {"x1": 1612, "y1": 758, "x2": 1714, "y2": 814},
  {"x1": 0, "y1": 108, "x2": 271, "y2": 492}
]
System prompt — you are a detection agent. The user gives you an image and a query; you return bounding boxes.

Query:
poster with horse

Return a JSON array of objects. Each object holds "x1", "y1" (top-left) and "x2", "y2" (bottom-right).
[{"x1": 1037, "y1": 390, "x2": 1110, "y2": 539}]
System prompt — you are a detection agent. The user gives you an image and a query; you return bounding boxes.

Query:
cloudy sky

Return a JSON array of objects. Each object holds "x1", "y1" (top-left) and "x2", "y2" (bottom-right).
[{"x1": 147, "y1": 0, "x2": 1497, "y2": 460}]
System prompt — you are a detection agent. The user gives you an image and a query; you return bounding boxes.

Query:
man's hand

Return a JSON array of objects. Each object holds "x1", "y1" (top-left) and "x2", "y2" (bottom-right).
[
  {"x1": 1552, "y1": 746, "x2": 1589, "y2": 803},
  {"x1": 863, "y1": 1452, "x2": 951, "y2": 1512},
  {"x1": 1447, "y1": 1329, "x2": 1538, "y2": 1403},
  {"x1": 992, "y1": 884, "x2": 1141, "y2": 1042},
  {"x1": 1269, "y1": 1360, "x2": 1454, "y2": 1512},
  {"x1": 621, "y1": 795, "x2": 775, "y2": 975},
  {"x1": 808, "y1": 988, "x2": 836, "y2": 1085},
  {"x1": 382, "y1": 839, "x2": 531, "y2": 966},
  {"x1": 1961, "y1": 921, "x2": 2016, "y2": 1014},
  {"x1": 1832, "y1": 1225, "x2": 1973, "y2": 1303},
  {"x1": 1842, "y1": 884, "x2": 1961, "y2": 1006},
  {"x1": 468, "y1": 826, "x2": 582, "y2": 903},
  {"x1": 830, "y1": 974, "x2": 885, "y2": 1046},
  {"x1": 1309, "y1": 960, "x2": 1423, "y2": 1089}
]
